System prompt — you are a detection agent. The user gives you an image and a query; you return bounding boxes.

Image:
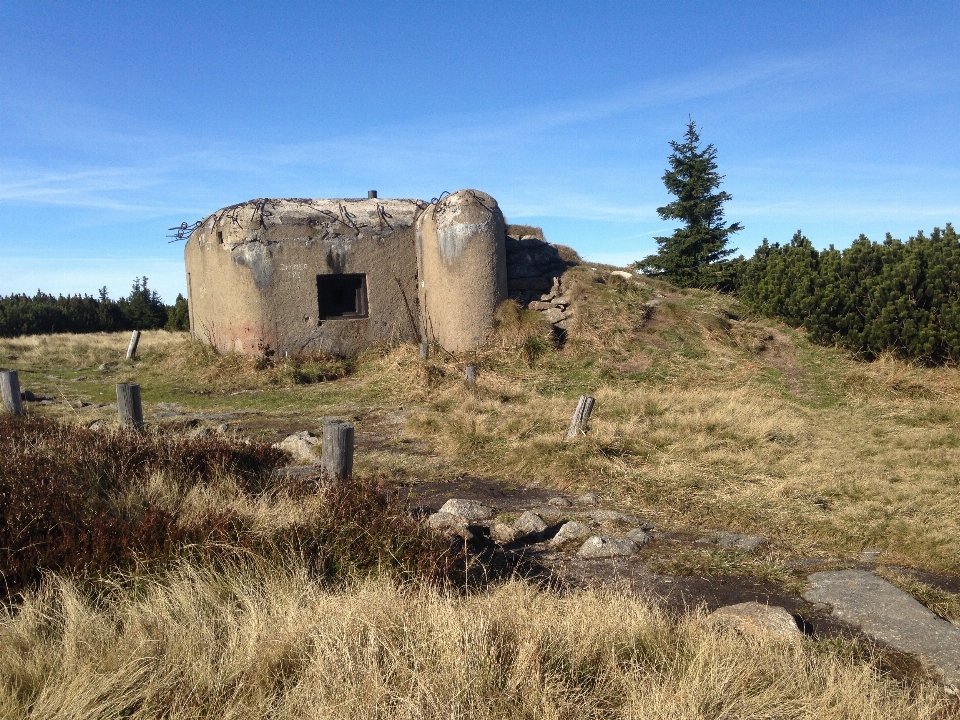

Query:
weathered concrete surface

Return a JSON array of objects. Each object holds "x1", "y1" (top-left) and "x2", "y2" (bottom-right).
[
  {"x1": 804, "y1": 570, "x2": 960, "y2": 688},
  {"x1": 185, "y1": 197, "x2": 422, "y2": 356},
  {"x1": 416, "y1": 190, "x2": 507, "y2": 352}
]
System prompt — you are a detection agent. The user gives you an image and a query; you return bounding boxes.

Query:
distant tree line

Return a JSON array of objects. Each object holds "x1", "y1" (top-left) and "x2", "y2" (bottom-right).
[
  {"x1": 0, "y1": 278, "x2": 190, "y2": 338},
  {"x1": 637, "y1": 119, "x2": 960, "y2": 365},
  {"x1": 730, "y1": 225, "x2": 960, "y2": 363}
]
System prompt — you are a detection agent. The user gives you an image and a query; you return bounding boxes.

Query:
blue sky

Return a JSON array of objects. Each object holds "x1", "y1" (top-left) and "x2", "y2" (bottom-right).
[{"x1": 1, "y1": 1, "x2": 958, "y2": 303}]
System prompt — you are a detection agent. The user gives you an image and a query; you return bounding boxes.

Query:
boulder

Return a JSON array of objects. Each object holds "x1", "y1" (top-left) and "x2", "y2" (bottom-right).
[
  {"x1": 716, "y1": 532, "x2": 766, "y2": 552},
  {"x1": 426, "y1": 511, "x2": 473, "y2": 540},
  {"x1": 627, "y1": 528, "x2": 651, "y2": 545},
  {"x1": 591, "y1": 509, "x2": 645, "y2": 526},
  {"x1": 489, "y1": 522, "x2": 516, "y2": 544},
  {"x1": 513, "y1": 511, "x2": 548, "y2": 539},
  {"x1": 531, "y1": 505, "x2": 564, "y2": 524},
  {"x1": 708, "y1": 602, "x2": 801, "y2": 639},
  {"x1": 609, "y1": 270, "x2": 635, "y2": 282},
  {"x1": 438, "y1": 498, "x2": 495, "y2": 523},
  {"x1": 549, "y1": 520, "x2": 592, "y2": 547},
  {"x1": 577, "y1": 535, "x2": 638, "y2": 559},
  {"x1": 273, "y1": 430, "x2": 320, "y2": 464},
  {"x1": 547, "y1": 496, "x2": 572, "y2": 508}
]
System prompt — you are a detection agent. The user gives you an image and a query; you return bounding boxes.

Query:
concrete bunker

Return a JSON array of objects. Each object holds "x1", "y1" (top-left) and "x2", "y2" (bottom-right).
[{"x1": 184, "y1": 189, "x2": 577, "y2": 356}]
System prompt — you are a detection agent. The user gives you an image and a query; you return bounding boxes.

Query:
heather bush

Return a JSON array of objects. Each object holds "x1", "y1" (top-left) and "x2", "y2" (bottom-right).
[{"x1": 0, "y1": 417, "x2": 451, "y2": 598}]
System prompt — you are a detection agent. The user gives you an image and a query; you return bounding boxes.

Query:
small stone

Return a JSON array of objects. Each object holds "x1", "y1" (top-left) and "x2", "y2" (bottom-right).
[
  {"x1": 716, "y1": 532, "x2": 766, "y2": 552},
  {"x1": 577, "y1": 535, "x2": 638, "y2": 559},
  {"x1": 426, "y1": 512, "x2": 473, "y2": 540},
  {"x1": 216, "y1": 423, "x2": 230, "y2": 434},
  {"x1": 489, "y1": 523, "x2": 516, "y2": 544},
  {"x1": 86, "y1": 419, "x2": 107, "y2": 431},
  {"x1": 513, "y1": 511, "x2": 548, "y2": 539},
  {"x1": 273, "y1": 431, "x2": 320, "y2": 464},
  {"x1": 627, "y1": 528, "x2": 651, "y2": 545},
  {"x1": 547, "y1": 496, "x2": 572, "y2": 508},
  {"x1": 549, "y1": 520, "x2": 592, "y2": 547},
  {"x1": 438, "y1": 498, "x2": 495, "y2": 523},
  {"x1": 574, "y1": 493, "x2": 599, "y2": 506},
  {"x1": 708, "y1": 602, "x2": 801, "y2": 639},
  {"x1": 97, "y1": 362, "x2": 117, "y2": 372}
]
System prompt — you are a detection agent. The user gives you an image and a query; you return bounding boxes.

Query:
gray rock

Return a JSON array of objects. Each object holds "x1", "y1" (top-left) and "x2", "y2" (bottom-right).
[
  {"x1": 489, "y1": 522, "x2": 516, "y2": 544},
  {"x1": 547, "y1": 496, "x2": 572, "y2": 508},
  {"x1": 803, "y1": 570, "x2": 960, "y2": 689},
  {"x1": 545, "y1": 307, "x2": 566, "y2": 324},
  {"x1": 216, "y1": 423, "x2": 230, "y2": 434},
  {"x1": 627, "y1": 528, "x2": 651, "y2": 545},
  {"x1": 549, "y1": 520, "x2": 592, "y2": 547},
  {"x1": 513, "y1": 511, "x2": 548, "y2": 539},
  {"x1": 708, "y1": 602, "x2": 801, "y2": 639},
  {"x1": 591, "y1": 509, "x2": 641, "y2": 526},
  {"x1": 527, "y1": 301, "x2": 554, "y2": 311},
  {"x1": 577, "y1": 535, "x2": 638, "y2": 559},
  {"x1": 531, "y1": 505, "x2": 564, "y2": 524},
  {"x1": 273, "y1": 431, "x2": 320, "y2": 464},
  {"x1": 426, "y1": 511, "x2": 473, "y2": 540},
  {"x1": 438, "y1": 498, "x2": 495, "y2": 523},
  {"x1": 716, "y1": 532, "x2": 766, "y2": 552},
  {"x1": 573, "y1": 493, "x2": 599, "y2": 506},
  {"x1": 86, "y1": 419, "x2": 107, "y2": 431}
]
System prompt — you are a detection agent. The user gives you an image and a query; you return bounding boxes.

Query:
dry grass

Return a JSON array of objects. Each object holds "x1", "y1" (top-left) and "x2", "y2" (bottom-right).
[
  {"x1": 5, "y1": 271, "x2": 960, "y2": 577},
  {"x1": 1, "y1": 565, "x2": 952, "y2": 719}
]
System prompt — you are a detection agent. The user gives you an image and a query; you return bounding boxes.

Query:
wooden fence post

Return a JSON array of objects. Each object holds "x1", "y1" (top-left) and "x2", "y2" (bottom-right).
[
  {"x1": 126, "y1": 330, "x2": 141, "y2": 360},
  {"x1": 419, "y1": 342, "x2": 430, "y2": 360},
  {"x1": 0, "y1": 371, "x2": 24, "y2": 416},
  {"x1": 321, "y1": 420, "x2": 354, "y2": 482},
  {"x1": 565, "y1": 395, "x2": 595, "y2": 441},
  {"x1": 116, "y1": 382, "x2": 144, "y2": 429},
  {"x1": 465, "y1": 365, "x2": 477, "y2": 388}
]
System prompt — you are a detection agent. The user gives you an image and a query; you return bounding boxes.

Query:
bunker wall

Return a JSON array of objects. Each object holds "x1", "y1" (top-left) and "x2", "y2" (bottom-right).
[{"x1": 416, "y1": 190, "x2": 507, "y2": 352}]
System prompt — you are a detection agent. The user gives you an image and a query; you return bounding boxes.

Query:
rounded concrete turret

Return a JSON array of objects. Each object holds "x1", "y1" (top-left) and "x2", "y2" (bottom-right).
[{"x1": 416, "y1": 190, "x2": 508, "y2": 352}]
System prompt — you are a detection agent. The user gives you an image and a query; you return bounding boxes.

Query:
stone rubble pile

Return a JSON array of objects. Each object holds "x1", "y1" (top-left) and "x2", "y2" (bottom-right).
[
  {"x1": 422, "y1": 494, "x2": 662, "y2": 560},
  {"x1": 505, "y1": 235, "x2": 579, "y2": 331}
]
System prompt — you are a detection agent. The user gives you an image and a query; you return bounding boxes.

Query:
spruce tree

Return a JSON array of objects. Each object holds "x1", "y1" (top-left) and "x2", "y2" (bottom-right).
[{"x1": 636, "y1": 119, "x2": 742, "y2": 286}]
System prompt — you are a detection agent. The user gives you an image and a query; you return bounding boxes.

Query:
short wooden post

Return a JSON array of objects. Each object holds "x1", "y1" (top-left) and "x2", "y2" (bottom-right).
[
  {"x1": 0, "y1": 370, "x2": 24, "y2": 416},
  {"x1": 419, "y1": 342, "x2": 430, "y2": 360},
  {"x1": 116, "y1": 382, "x2": 144, "y2": 429},
  {"x1": 126, "y1": 330, "x2": 141, "y2": 360},
  {"x1": 565, "y1": 395, "x2": 595, "y2": 441},
  {"x1": 321, "y1": 420, "x2": 354, "y2": 481},
  {"x1": 465, "y1": 365, "x2": 477, "y2": 388}
]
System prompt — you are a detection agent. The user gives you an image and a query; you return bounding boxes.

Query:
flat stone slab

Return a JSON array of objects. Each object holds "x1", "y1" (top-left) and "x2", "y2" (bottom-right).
[{"x1": 804, "y1": 570, "x2": 960, "y2": 688}]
